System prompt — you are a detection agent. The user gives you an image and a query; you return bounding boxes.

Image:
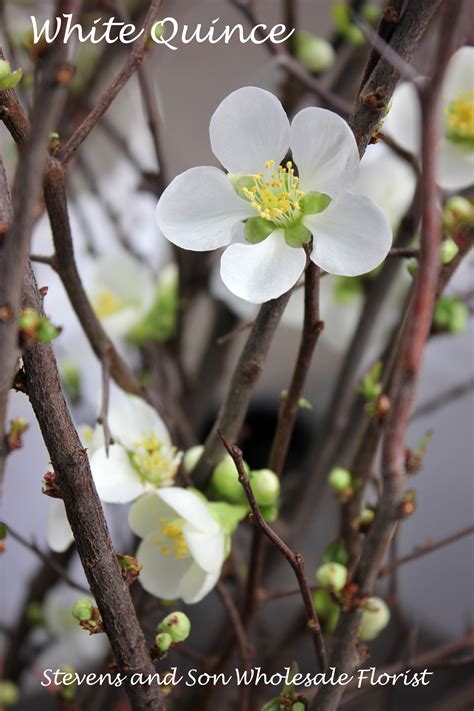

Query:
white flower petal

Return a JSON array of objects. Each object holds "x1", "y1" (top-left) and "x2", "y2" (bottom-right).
[
  {"x1": 209, "y1": 86, "x2": 290, "y2": 174},
  {"x1": 183, "y1": 526, "x2": 225, "y2": 573},
  {"x1": 129, "y1": 492, "x2": 176, "y2": 539},
  {"x1": 354, "y1": 143, "x2": 417, "y2": 228},
  {"x1": 443, "y1": 46, "x2": 474, "y2": 102},
  {"x1": 107, "y1": 386, "x2": 169, "y2": 449},
  {"x1": 137, "y1": 532, "x2": 191, "y2": 600},
  {"x1": 304, "y1": 192, "x2": 392, "y2": 276},
  {"x1": 47, "y1": 500, "x2": 74, "y2": 553},
  {"x1": 157, "y1": 488, "x2": 219, "y2": 533},
  {"x1": 92, "y1": 250, "x2": 155, "y2": 306},
  {"x1": 220, "y1": 229, "x2": 305, "y2": 304},
  {"x1": 291, "y1": 107, "x2": 360, "y2": 195},
  {"x1": 179, "y1": 563, "x2": 219, "y2": 604},
  {"x1": 90, "y1": 444, "x2": 145, "y2": 504},
  {"x1": 438, "y1": 138, "x2": 474, "y2": 191},
  {"x1": 383, "y1": 82, "x2": 421, "y2": 155},
  {"x1": 156, "y1": 166, "x2": 253, "y2": 251}
]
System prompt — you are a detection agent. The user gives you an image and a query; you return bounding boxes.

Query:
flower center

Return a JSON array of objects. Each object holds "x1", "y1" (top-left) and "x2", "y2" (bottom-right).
[
  {"x1": 130, "y1": 434, "x2": 181, "y2": 487},
  {"x1": 242, "y1": 160, "x2": 304, "y2": 227},
  {"x1": 155, "y1": 517, "x2": 189, "y2": 560},
  {"x1": 93, "y1": 289, "x2": 123, "y2": 318},
  {"x1": 445, "y1": 91, "x2": 474, "y2": 145}
]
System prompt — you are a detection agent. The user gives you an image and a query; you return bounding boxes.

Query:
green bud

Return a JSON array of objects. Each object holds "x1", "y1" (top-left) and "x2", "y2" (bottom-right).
[
  {"x1": 361, "y1": 2, "x2": 382, "y2": 24},
  {"x1": 440, "y1": 237, "x2": 459, "y2": 264},
  {"x1": 260, "y1": 504, "x2": 279, "y2": 523},
  {"x1": 434, "y1": 297, "x2": 469, "y2": 334},
  {"x1": 301, "y1": 192, "x2": 331, "y2": 215},
  {"x1": 360, "y1": 507, "x2": 375, "y2": 525},
  {"x1": 359, "y1": 596, "x2": 390, "y2": 640},
  {"x1": 0, "y1": 522, "x2": 8, "y2": 539},
  {"x1": 315, "y1": 562, "x2": 348, "y2": 592},
  {"x1": 406, "y1": 259, "x2": 418, "y2": 277},
  {"x1": 443, "y1": 196, "x2": 473, "y2": 229},
  {"x1": 324, "y1": 604, "x2": 341, "y2": 634},
  {"x1": 334, "y1": 276, "x2": 363, "y2": 304},
  {"x1": 261, "y1": 700, "x2": 281, "y2": 711},
  {"x1": 18, "y1": 307, "x2": 39, "y2": 330},
  {"x1": 0, "y1": 60, "x2": 11, "y2": 80},
  {"x1": 295, "y1": 33, "x2": 335, "y2": 73},
  {"x1": 183, "y1": 445, "x2": 204, "y2": 473},
  {"x1": 155, "y1": 631, "x2": 173, "y2": 653},
  {"x1": 328, "y1": 467, "x2": 351, "y2": 492},
  {"x1": 323, "y1": 539, "x2": 349, "y2": 566},
  {"x1": 0, "y1": 681, "x2": 20, "y2": 707},
  {"x1": 292, "y1": 702, "x2": 306, "y2": 711},
  {"x1": 0, "y1": 59, "x2": 23, "y2": 90},
  {"x1": 59, "y1": 666, "x2": 77, "y2": 701},
  {"x1": 245, "y1": 217, "x2": 275, "y2": 244},
  {"x1": 211, "y1": 454, "x2": 250, "y2": 503},
  {"x1": 313, "y1": 588, "x2": 338, "y2": 617},
  {"x1": 61, "y1": 359, "x2": 82, "y2": 404},
  {"x1": 71, "y1": 598, "x2": 94, "y2": 622},
  {"x1": 284, "y1": 222, "x2": 312, "y2": 248},
  {"x1": 157, "y1": 611, "x2": 191, "y2": 643},
  {"x1": 36, "y1": 317, "x2": 61, "y2": 343},
  {"x1": 249, "y1": 469, "x2": 280, "y2": 506},
  {"x1": 345, "y1": 24, "x2": 365, "y2": 45}
]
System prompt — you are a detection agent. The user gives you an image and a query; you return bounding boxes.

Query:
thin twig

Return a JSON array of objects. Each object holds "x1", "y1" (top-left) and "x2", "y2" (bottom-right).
[
  {"x1": 3, "y1": 522, "x2": 89, "y2": 594},
  {"x1": 219, "y1": 434, "x2": 327, "y2": 672}
]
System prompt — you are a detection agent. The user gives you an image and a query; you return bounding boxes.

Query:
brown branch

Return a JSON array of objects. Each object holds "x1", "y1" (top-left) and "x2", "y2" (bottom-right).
[
  {"x1": 219, "y1": 434, "x2": 327, "y2": 672},
  {"x1": 191, "y1": 292, "x2": 291, "y2": 488},
  {"x1": 2, "y1": 522, "x2": 88, "y2": 594},
  {"x1": 311, "y1": 5, "x2": 463, "y2": 708},
  {"x1": 57, "y1": 0, "x2": 165, "y2": 165},
  {"x1": 269, "y1": 262, "x2": 323, "y2": 476},
  {"x1": 22, "y1": 264, "x2": 165, "y2": 711},
  {"x1": 377, "y1": 524, "x2": 474, "y2": 578}
]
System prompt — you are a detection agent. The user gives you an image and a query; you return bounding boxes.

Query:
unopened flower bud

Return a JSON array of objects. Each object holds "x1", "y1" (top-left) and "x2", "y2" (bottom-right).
[
  {"x1": 0, "y1": 59, "x2": 23, "y2": 90},
  {"x1": 440, "y1": 238, "x2": 459, "y2": 264},
  {"x1": 72, "y1": 598, "x2": 94, "y2": 622},
  {"x1": 155, "y1": 631, "x2": 173, "y2": 653},
  {"x1": 359, "y1": 596, "x2": 390, "y2": 640},
  {"x1": 443, "y1": 195, "x2": 473, "y2": 229},
  {"x1": 313, "y1": 588, "x2": 338, "y2": 617},
  {"x1": 261, "y1": 700, "x2": 281, "y2": 711},
  {"x1": 211, "y1": 454, "x2": 250, "y2": 503},
  {"x1": 295, "y1": 33, "x2": 335, "y2": 73},
  {"x1": 117, "y1": 554, "x2": 142, "y2": 584},
  {"x1": 362, "y1": 2, "x2": 381, "y2": 24},
  {"x1": 261, "y1": 504, "x2": 279, "y2": 523},
  {"x1": 0, "y1": 680, "x2": 20, "y2": 707},
  {"x1": 249, "y1": 469, "x2": 280, "y2": 506},
  {"x1": 434, "y1": 297, "x2": 468, "y2": 334},
  {"x1": 315, "y1": 562, "x2": 348, "y2": 592},
  {"x1": 0, "y1": 60, "x2": 11, "y2": 80},
  {"x1": 328, "y1": 467, "x2": 351, "y2": 492},
  {"x1": 183, "y1": 445, "x2": 204, "y2": 473},
  {"x1": 157, "y1": 611, "x2": 191, "y2": 643}
]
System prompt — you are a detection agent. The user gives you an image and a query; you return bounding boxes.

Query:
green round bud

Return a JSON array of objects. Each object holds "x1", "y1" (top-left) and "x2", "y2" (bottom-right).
[
  {"x1": 0, "y1": 681, "x2": 20, "y2": 707},
  {"x1": 211, "y1": 454, "x2": 249, "y2": 503},
  {"x1": 249, "y1": 469, "x2": 280, "y2": 506},
  {"x1": 18, "y1": 307, "x2": 39, "y2": 330},
  {"x1": 324, "y1": 604, "x2": 341, "y2": 634},
  {"x1": 406, "y1": 259, "x2": 418, "y2": 278},
  {"x1": 261, "y1": 504, "x2": 279, "y2": 523},
  {"x1": 313, "y1": 588, "x2": 338, "y2": 617},
  {"x1": 359, "y1": 596, "x2": 390, "y2": 640},
  {"x1": 183, "y1": 445, "x2": 204, "y2": 473},
  {"x1": 360, "y1": 508, "x2": 375, "y2": 525},
  {"x1": 71, "y1": 598, "x2": 94, "y2": 622},
  {"x1": 261, "y1": 700, "x2": 281, "y2": 711},
  {"x1": 292, "y1": 703, "x2": 306, "y2": 711},
  {"x1": 345, "y1": 24, "x2": 365, "y2": 45},
  {"x1": 295, "y1": 33, "x2": 335, "y2": 73},
  {"x1": 441, "y1": 238, "x2": 459, "y2": 264},
  {"x1": 157, "y1": 611, "x2": 191, "y2": 643},
  {"x1": 362, "y1": 2, "x2": 381, "y2": 24},
  {"x1": 328, "y1": 467, "x2": 351, "y2": 492},
  {"x1": 155, "y1": 632, "x2": 173, "y2": 653},
  {"x1": 444, "y1": 195, "x2": 473, "y2": 223},
  {"x1": 36, "y1": 318, "x2": 60, "y2": 343},
  {"x1": 315, "y1": 562, "x2": 348, "y2": 592}
]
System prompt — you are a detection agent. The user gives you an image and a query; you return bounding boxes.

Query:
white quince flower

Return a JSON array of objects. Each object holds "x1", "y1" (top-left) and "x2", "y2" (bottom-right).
[
  {"x1": 129, "y1": 488, "x2": 226, "y2": 604},
  {"x1": 384, "y1": 46, "x2": 474, "y2": 191},
  {"x1": 46, "y1": 389, "x2": 181, "y2": 552},
  {"x1": 88, "y1": 250, "x2": 156, "y2": 339},
  {"x1": 156, "y1": 86, "x2": 392, "y2": 304}
]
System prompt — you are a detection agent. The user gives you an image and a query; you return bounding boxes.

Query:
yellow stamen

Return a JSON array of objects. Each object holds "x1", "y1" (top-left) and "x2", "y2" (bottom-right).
[{"x1": 445, "y1": 91, "x2": 474, "y2": 141}]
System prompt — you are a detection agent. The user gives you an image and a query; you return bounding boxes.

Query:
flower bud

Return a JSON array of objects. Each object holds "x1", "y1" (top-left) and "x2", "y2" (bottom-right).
[
  {"x1": 295, "y1": 33, "x2": 335, "y2": 73},
  {"x1": 261, "y1": 700, "x2": 281, "y2": 711},
  {"x1": 434, "y1": 297, "x2": 468, "y2": 334},
  {"x1": 155, "y1": 631, "x2": 173, "y2": 653},
  {"x1": 292, "y1": 702, "x2": 306, "y2": 711},
  {"x1": 328, "y1": 467, "x2": 351, "y2": 492},
  {"x1": 0, "y1": 60, "x2": 22, "y2": 90},
  {"x1": 361, "y1": 2, "x2": 381, "y2": 24},
  {"x1": 157, "y1": 611, "x2": 191, "y2": 643},
  {"x1": 359, "y1": 596, "x2": 390, "y2": 640},
  {"x1": 72, "y1": 598, "x2": 94, "y2": 622},
  {"x1": 440, "y1": 238, "x2": 459, "y2": 264},
  {"x1": 0, "y1": 60, "x2": 11, "y2": 80},
  {"x1": 183, "y1": 445, "x2": 204, "y2": 473},
  {"x1": 313, "y1": 588, "x2": 337, "y2": 617},
  {"x1": 0, "y1": 681, "x2": 20, "y2": 707},
  {"x1": 443, "y1": 195, "x2": 473, "y2": 229},
  {"x1": 249, "y1": 469, "x2": 280, "y2": 506},
  {"x1": 260, "y1": 504, "x2": 279, "y2": 523},
  {"x1": 211, "y1": 454, "x2": 249, "y2": 503},
  {"x1": 315, "y1": 562, "x2": 348, "y2": 592}
]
